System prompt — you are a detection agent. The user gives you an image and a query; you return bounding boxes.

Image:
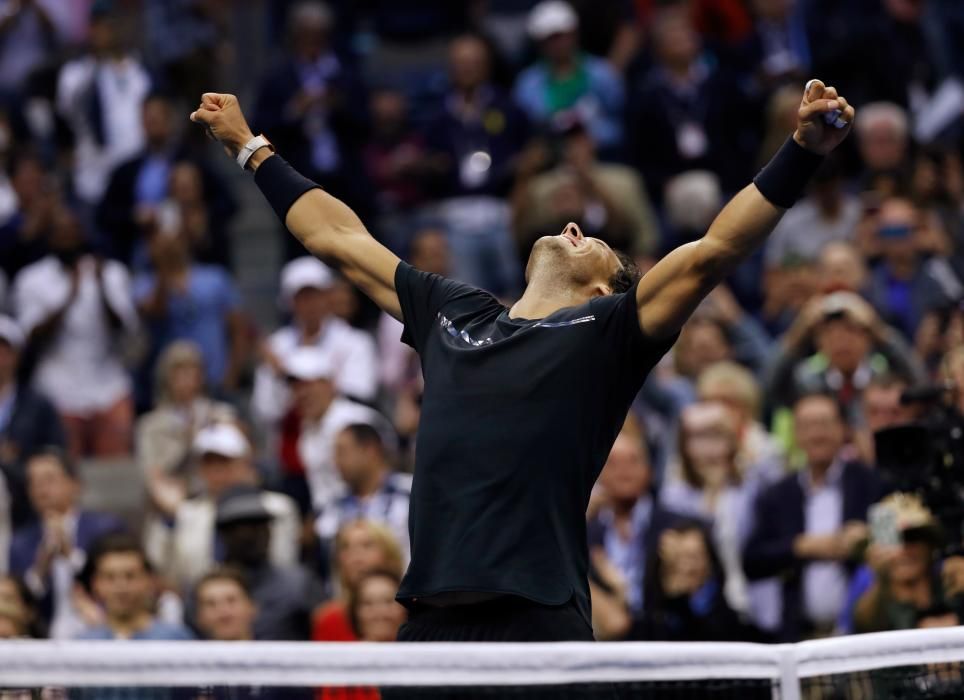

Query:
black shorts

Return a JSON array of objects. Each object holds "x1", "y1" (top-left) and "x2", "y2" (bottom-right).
[{"x1": 397, "y1": 594, "x2": 594, "y2": 642}]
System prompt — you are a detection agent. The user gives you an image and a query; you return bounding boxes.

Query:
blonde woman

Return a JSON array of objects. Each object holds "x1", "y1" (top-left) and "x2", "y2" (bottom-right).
[{"x1": 311, "y1": 519, "x2": 404, "y2": 641}]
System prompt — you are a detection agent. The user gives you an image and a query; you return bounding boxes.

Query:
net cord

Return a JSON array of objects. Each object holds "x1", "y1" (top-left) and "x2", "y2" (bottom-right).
[{"x1": 0, "y1": 627, "x2": 962, "y2": 692}]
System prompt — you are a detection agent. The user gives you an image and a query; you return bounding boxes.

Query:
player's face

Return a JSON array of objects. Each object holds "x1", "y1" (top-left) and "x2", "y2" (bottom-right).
[{"x1": 527, "y1": 223, "x2": 622, "y2": 294}]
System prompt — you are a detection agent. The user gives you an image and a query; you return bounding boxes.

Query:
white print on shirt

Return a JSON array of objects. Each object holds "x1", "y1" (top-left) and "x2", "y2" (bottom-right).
[{"x1": 437, "y1": 312, "x2": 596, "y2": 347}]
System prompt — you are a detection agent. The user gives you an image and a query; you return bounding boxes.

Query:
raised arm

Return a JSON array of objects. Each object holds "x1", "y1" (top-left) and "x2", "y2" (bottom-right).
[
  {"x1": 189, "y1": 93, "x2": 403, "y2": 320},
  {"x1": 636, "y1": 80, "x2": 855, "y2": 339}
]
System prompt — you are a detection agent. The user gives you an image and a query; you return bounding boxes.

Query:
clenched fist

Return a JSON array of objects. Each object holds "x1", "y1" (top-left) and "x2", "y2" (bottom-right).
[
  {"x1": 189, "y1": 93, "x2": 256, "y2": 158},
  {"x1": 793, "y1": 79, "x2": 855, "y2": 156}
]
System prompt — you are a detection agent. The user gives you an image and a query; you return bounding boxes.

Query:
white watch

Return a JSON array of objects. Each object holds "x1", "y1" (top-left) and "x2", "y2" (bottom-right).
[{"x1": 236, "y1": 134, "x2": 274, "y2": 170}]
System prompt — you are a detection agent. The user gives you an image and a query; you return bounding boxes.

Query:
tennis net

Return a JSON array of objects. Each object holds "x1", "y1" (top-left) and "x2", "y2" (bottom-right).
[{"x1": 1, "y1": 627, "x2": 963, "y2": 699}]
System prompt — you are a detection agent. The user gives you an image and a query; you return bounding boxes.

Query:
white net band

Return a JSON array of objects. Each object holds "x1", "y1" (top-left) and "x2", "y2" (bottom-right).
[{"x1": 1, "y1": 627, "x2": 964, "y2": 695}]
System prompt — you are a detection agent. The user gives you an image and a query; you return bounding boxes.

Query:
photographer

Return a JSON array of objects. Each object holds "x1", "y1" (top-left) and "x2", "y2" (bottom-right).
[
  {"x1": 842, "y1": 495, "x2": 943, "y2": 634},
  {"x1": 765, "y1": 291, "x2": 926, "y2": 424}
]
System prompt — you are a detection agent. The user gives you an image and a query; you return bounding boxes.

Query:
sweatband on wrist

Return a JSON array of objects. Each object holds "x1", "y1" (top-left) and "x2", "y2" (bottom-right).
[
  {"x1": 253, "y1": 154, "x2": 321, "y2": 223},
  {"x1": 753, "y1": 137, "x2": 824, "y2": 209}
]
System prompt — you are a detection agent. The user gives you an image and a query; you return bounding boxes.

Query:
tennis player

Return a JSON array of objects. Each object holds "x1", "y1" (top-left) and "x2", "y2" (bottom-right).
[{"x1": 191, "y1": 79, "x2": 854, "y2": 642}]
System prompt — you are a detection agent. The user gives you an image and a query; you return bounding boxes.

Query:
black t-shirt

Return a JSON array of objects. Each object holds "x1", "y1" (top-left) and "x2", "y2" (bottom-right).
[{"x1": 393, "y1": 262, "x2": 676, "y2": 623}]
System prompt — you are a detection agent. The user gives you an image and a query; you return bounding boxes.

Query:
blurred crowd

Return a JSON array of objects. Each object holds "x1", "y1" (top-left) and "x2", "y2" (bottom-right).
[{"x1": 0, "y1": 0, "x2": 963, "y2": 664}]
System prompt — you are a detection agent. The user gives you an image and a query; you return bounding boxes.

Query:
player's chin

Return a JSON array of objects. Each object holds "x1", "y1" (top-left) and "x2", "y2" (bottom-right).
[{"x1": 533, "y1": 235, "x2": 570, "y2": 254}]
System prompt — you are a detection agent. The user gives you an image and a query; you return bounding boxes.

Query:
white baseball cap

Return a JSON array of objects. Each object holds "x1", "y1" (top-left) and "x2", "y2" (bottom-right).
[
  {"x1": 0, "y1": 315, "x2": 23, "y2": 350},
  {"x1": 284, "y1": 347, "x2": 334, "y2": 382},
  {"x1": 193, "y1": 422, "x2": 251, "y2": 459},
  {"x1": 528, "y1": 0, "x2": 578, "y2": 41},
  {"x1": 280, "y1": 257, "x2": 335, "y2": 307}
]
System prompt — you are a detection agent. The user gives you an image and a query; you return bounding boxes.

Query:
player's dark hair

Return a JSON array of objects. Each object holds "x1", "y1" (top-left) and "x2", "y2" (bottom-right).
[{"x1": 609, "y1": 250, "x2": 641, "y2": 295}]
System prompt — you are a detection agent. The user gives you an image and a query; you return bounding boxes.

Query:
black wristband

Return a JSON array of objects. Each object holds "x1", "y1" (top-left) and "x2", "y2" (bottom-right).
[
  {"x1": 253, "y1": 154, "x2": 320, "y2": 223},
  {"x1": 752, "y1": 137, "x2": 824, "y2": 209}
]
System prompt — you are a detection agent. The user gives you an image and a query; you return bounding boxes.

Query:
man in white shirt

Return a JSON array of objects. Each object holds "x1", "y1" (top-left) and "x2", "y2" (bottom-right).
[
  {"x1": 55, "y1": 4, "x2": 151, "y2": 205},
  {"x1": 152, "y1": 422, "x2": 300, "y2": 593},
  {"x1": 253, "y1": 256, "x2": 377, "y2": 415},
  {"x1": 12, "y1": 206, "x2": 139, "y2": 457},
  {"x1": 252, "y1": 257, "x2": 377, "y2": 512},
  {"x1": 316, "y1": 423, "x2": 412, "y2": 563},
  {"x1": 286, "y1": 347, "x2": 385, "y2": 513}
]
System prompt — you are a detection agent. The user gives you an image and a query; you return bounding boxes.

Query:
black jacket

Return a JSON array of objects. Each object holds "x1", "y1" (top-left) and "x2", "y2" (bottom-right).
[
  {"x1": 0, "y1": 386, "x2": 67, "y2": 526},
  {"x1": 743, "y1": 460, "x2": 885, "y2": 641}
]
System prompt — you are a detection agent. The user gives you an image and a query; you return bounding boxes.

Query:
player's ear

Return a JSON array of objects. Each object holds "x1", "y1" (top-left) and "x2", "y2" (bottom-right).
[{"x1": 591, "y1": 282, "x2": 612, "y2": 298}]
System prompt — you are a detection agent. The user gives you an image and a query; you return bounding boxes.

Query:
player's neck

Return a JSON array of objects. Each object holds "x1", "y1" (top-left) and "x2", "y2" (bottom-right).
[{"x1": 509, "y1": 277, "x2": 591, "y2": 320}]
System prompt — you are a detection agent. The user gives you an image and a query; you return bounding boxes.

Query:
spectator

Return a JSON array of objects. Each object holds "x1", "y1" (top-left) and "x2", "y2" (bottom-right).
[
  {"x1": 514, "y1": 1, "x2": 623, "y2": 154},
  {"x1": 661, "y1": 402, "x2": 777, "y2": 617},
  {"x1": 312, "y1": 519, "x2": 404, "y2": 641},
  {"x1": 587, "y1": 426, "x2": 688, "y2": 623},
  {"x1": 733, "y1": 0, "x2": 810, "y2": 92},
  {"x1": 151, "y1": 422, "x2": 299, "y2": 593},
  {"x1": 845, "y1": 494, "x2": 942, "y2": 634},
  {"x1": 766, "y1": 291, "x2": 925, "y2": 426},
  {"x1": 628, "y1": 5, "x2": 749, "y2": 202},
  {"x1": 0, "y1": 574, "x2": 35, "y2": 638},
  {"x1": 97, "y1": 93, "x2": 237, "y2": 268},
  {"x1": 252, "y1": 257, "x2": 378, "y2": 505},
  {"x1": 348, "y1": 569, "x2": 406, "y2": 642},
  {"x1": 853, "y1": 374, "x2": 916, "y2": 465},
  {"x1": 55, "y1": 0, "x2": 151, "y2": 206},
  {"x1": 512, "y1": 121, "x2": 659, "y2": 259},
  {"x1": 744, "y1": 393, "x2": 884, "y2": 641},
  {"x1": 193, "y1": 567, "x2": 315, "y2": 699},
  {"x1": 865, "y1": 196, "x2": 962, "y2": 339},
  {"x1": 424, "y1": 33, "x2": 527, "y2": 296},
  {"x1": 137, "y1": 341, "x2": 236, "y2": 570},
  {"x1": 216, "y1": 485, "x2": 324, "y2": 640},
  {"x1": 0, "y1": 596, "x2": 27, "y2": 638},
  {"x1": 76, "y1": 532, "x2": 193, "y2": 640},
  {"x1": 854, "y1": 102, "x2": 911, "y2": 198},
  {"x1": 637, "y1": 521, "x2": 746, "y2": 641},
  {"x1": 252, "y1": 0, "x2": 367, "y2": 259},
  {"x1": 816, "y1": 241, "x2": 869, "y2": 296},
  {"x1": 12, "y1": 205, "x2": 139, "y2": 458},
  {"x1": 316, "y1": 424, "x2": 411, "y2": 565},
  {"x1": 763, "y1": 158, "x2": 861, "y2": 273},
  {"x1": 361, "y1": 86, "x2": 433, "y2": 250},
  {"x1": 696, "y1": 361, "x2": 784, "y2": 479},
  {"x1": 0, "y1": 0, "x2": 59, "y2": 92},
  {"x1": 134, "y1": 230, "x2": 248, "y2": 397},
  {"x1": 8, "y1": 448, "x2": 124, "y2": 639},
  {"x1": 0, "y1": 315, "x2": 66, "y2": 529},
  {"x1": 657, "y1": 286, "x2": 772, "y2": 415},
  {"x1": 661, "y1": 170, "x2": 723, "y2": 254},
  {"x1": 0, "y1": 151, "x2": 58, "y2": 280},
  {"x1": 142, "y1": 0, "x2": 225, "y2": 106},
  {"x1": 286, "y1": 347, "x2": 386, "y2": 513},
  {"x1": 193, "y1": 567, "x2": 256, "y2": 641}
]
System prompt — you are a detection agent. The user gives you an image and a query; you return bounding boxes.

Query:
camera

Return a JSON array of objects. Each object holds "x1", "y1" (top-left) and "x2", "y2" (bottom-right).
[{"x1": 874, "y1": 383, "x2": 964, "y2": 553}]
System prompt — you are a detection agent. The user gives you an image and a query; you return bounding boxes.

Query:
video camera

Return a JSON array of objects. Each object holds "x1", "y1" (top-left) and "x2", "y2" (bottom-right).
[{"x1": 874, "y1": 382, "x2": 964, "y2": 554}]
